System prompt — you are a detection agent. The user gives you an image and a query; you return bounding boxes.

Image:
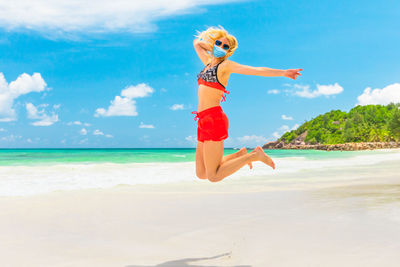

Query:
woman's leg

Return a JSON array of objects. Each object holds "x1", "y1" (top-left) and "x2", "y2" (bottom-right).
[
  {"x1": 197, "y1": 145, "x2": 252, "y2": 180},
  {"x1": 203, "y1": 142, "x2": 275, "y2": 182},
  {"x1": 221, "y1": 147, "x2": 253, "y2": 169},
  {"x1": 195, "y1": 141, "x2": 207, "y2": 179}
]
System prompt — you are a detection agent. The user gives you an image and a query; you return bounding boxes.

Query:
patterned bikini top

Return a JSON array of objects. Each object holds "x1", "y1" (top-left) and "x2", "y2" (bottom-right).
[{"x1": 197, "y1": 60, "x2": 230, "y2": 102}]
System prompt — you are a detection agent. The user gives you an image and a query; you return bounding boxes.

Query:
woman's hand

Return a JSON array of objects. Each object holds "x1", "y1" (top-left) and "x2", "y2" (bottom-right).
[
  {"x1": 283, "y1": 69, "x2": 303, "y2": 80},
  {"x1": 193, "y1": 38, "x2": 213, "y2": 51}
]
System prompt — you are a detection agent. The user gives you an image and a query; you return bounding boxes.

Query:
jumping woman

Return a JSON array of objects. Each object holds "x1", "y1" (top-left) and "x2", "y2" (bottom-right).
[{"x1": 192, "y1": 25, "x2": 302, "y2": 182}]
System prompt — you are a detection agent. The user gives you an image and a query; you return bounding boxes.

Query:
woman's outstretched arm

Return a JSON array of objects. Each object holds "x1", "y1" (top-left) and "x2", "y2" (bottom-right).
[{"x1": 226, "y1": 60, "x2": 302, "y2": 80}]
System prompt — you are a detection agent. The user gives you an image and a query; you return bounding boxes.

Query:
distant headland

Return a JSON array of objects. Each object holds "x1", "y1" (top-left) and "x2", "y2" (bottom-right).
[{"x1": 262, "y1": 103, "x2": 400, "y2": 151}]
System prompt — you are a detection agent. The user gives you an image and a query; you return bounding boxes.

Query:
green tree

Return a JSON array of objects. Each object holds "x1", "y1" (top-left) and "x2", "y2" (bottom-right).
[
  {"x1": 389, "y1": 108, "x2": 400, "y2": 141},
  {"x1": 273, "y1": 104, "x2": 400, "y2": 145}
]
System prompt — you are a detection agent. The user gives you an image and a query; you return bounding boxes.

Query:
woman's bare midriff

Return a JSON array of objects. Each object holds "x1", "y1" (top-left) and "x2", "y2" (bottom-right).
[{"x1": 197, "y1": 85, "x2": 225, "y2": 112}]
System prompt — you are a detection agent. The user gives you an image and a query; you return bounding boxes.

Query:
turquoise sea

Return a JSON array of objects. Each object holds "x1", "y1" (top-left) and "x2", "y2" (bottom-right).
[{"x1": 0, "y1": 148, "x2": 393, "y2": 166}]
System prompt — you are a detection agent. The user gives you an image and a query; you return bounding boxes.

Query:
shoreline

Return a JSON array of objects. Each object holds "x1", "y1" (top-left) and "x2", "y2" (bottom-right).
[
  {"x1": 2, "y1": 148, "x2": 400, "y2": 197},
  {"x1": 262, "y1": 141, "x2": 400, "y2": 151}
]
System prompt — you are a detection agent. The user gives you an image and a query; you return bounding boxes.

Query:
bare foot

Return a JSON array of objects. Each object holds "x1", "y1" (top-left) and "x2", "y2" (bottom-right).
[{"x1": 250, "y1": 146, "x2": 275, "y2": 169}]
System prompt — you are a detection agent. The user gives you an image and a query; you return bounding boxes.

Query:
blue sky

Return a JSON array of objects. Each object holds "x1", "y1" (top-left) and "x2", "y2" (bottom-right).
[{"x1": 0, "y1": 0, "x2": 399, "y2": 148}]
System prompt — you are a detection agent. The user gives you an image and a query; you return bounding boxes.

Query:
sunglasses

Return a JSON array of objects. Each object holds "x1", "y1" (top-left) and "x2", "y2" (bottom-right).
[{"x1": 215, "y1": 40, "x2": 230, "y2": 51}]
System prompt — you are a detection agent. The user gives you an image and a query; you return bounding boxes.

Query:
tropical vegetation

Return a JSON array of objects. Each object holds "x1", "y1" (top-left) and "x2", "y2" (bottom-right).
[{"x1": 279, "y1": 103, "x2": 400, "y2": 144}]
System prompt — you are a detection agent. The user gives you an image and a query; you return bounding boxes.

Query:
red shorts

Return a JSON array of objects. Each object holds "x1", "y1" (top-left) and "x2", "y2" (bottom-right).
[{"x1": 192, "y1": 106, "x2": 229, "y2": 142}]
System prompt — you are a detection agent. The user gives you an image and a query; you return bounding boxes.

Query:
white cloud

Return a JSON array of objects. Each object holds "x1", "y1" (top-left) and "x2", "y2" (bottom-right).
[
  {"x1": 281, "y1": 114, "x2": 293, "y2": 120},
  {"x1": 139, "y1": 122, "x2": 155, "y2": 129},
  {"x1": 68, "y1": 121, "x2": 91, "y2": 127},
  {"x1": 26, "y1": 102, "x2": 58, "y2": 126},
  {"x1": 272, "y1": 125, "x2": 289, "y2": 139},
  {"x1": 185, "y1": 135, "x2": 195, "y2": 141},
  {"x1": 0, "y1": 128, "x2": 6, "y2": 132},
  {"x1": 267, "y1": 89, "x2": 280, "y2": 94},
  {"x1": 139, "y1": 135, "x2": 150, "y2": 142},
  {"x1": 25, "y1": 137, "x2": 41, "y2": 143},
  {"x1": 121, "y1": 84, "x2": 154, "y2": 98},
  {"x1": 356, "y1": 83, "x2": 400, "y2": 106},
  {"x1": 93, "y1": 129, "x2": 104, "y2": 135},
  {"x1": 170, "y1": 104, "x2": 185, "y2": 110},
  {"x1": 79, "y1": 138, "x2": 88, "y2": 144},
  {"x1": 80, "y1": 128, "x2": 87, "y2": 135},
  {"x1": 292, "y1": 83, "x2": 344, "y2": 98},
  {"x1": 279, "y1": 125, "x2": 290, "y2": 131},
  {"x1": 0, "y1": 72, "x2": 47, "y2": 121},
  {"x1": 95, "y1": 96, "x2": 137, "y2": 117},
  {"x1": 67, "y1": 121, "x2": 82, "y2": 126},
  {"x1": 93, "y1": 129, "x2": 114, "y2": 137},
  {"x1": 95, "y1": 83, "x2": 154, "y2": 117},
  {"x1": 53, "y1": 104, "x2": 61, "y2": 109},
  {"x1": 8, "y1": 73, "x2": 47, "y2": 95},
  {"x1": 237, "y1": 135, "x2": 268, "y2": 144},
  {"x1": 272, "y1": 132, "x2": 280, "y2": 139},
  {"x1": 0, "y1": 134, "x2": 22, "y2": 142},
  {"x1": 185, "y1": 135, "x2": 196, "y2": 144},
  {"x1": 0, "y1": 0, "x2": 240, "y2": 38},
  {"x1": 272, "y1": 124, "x2": 299, "y2": 139}
]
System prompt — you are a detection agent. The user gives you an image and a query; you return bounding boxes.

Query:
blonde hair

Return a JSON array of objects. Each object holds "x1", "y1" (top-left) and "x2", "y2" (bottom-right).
[{"x1": 195, "y1": 25, "x2": 238, "y2": 62}]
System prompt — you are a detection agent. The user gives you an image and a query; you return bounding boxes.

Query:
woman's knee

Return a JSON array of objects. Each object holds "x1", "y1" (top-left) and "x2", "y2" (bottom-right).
[
  {"x1": 207, "y1": 176, "x2": 220, "y2": 183},
  {"x1": 206, "y1": 170, "x2": 219, "y2": 182},
  {"x1": 196, "y1": 171, "x2": 207, "y2": 179}
]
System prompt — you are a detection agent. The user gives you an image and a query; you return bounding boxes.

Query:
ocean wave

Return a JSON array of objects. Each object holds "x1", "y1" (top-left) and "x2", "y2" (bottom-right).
[
  {"x1": 0, "y1": 150, "x2": 399, "y2": 197},
  {"x1": 172, "y1": 154, "x2": 186, "y2": 158}
]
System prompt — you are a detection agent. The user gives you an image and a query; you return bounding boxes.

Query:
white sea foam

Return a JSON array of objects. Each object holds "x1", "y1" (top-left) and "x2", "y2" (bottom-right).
[
  {"x1": 0, "y1": 150, "x2": 399, "y2": 196},
  {"x1": 172, "y1": 154, "x2": 186, "y2": 157}
]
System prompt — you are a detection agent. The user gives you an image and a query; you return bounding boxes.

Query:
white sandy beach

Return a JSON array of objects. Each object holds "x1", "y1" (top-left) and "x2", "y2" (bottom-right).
[{"x1": 1, "y1": 151, "x2": 400, "y2": 267}]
